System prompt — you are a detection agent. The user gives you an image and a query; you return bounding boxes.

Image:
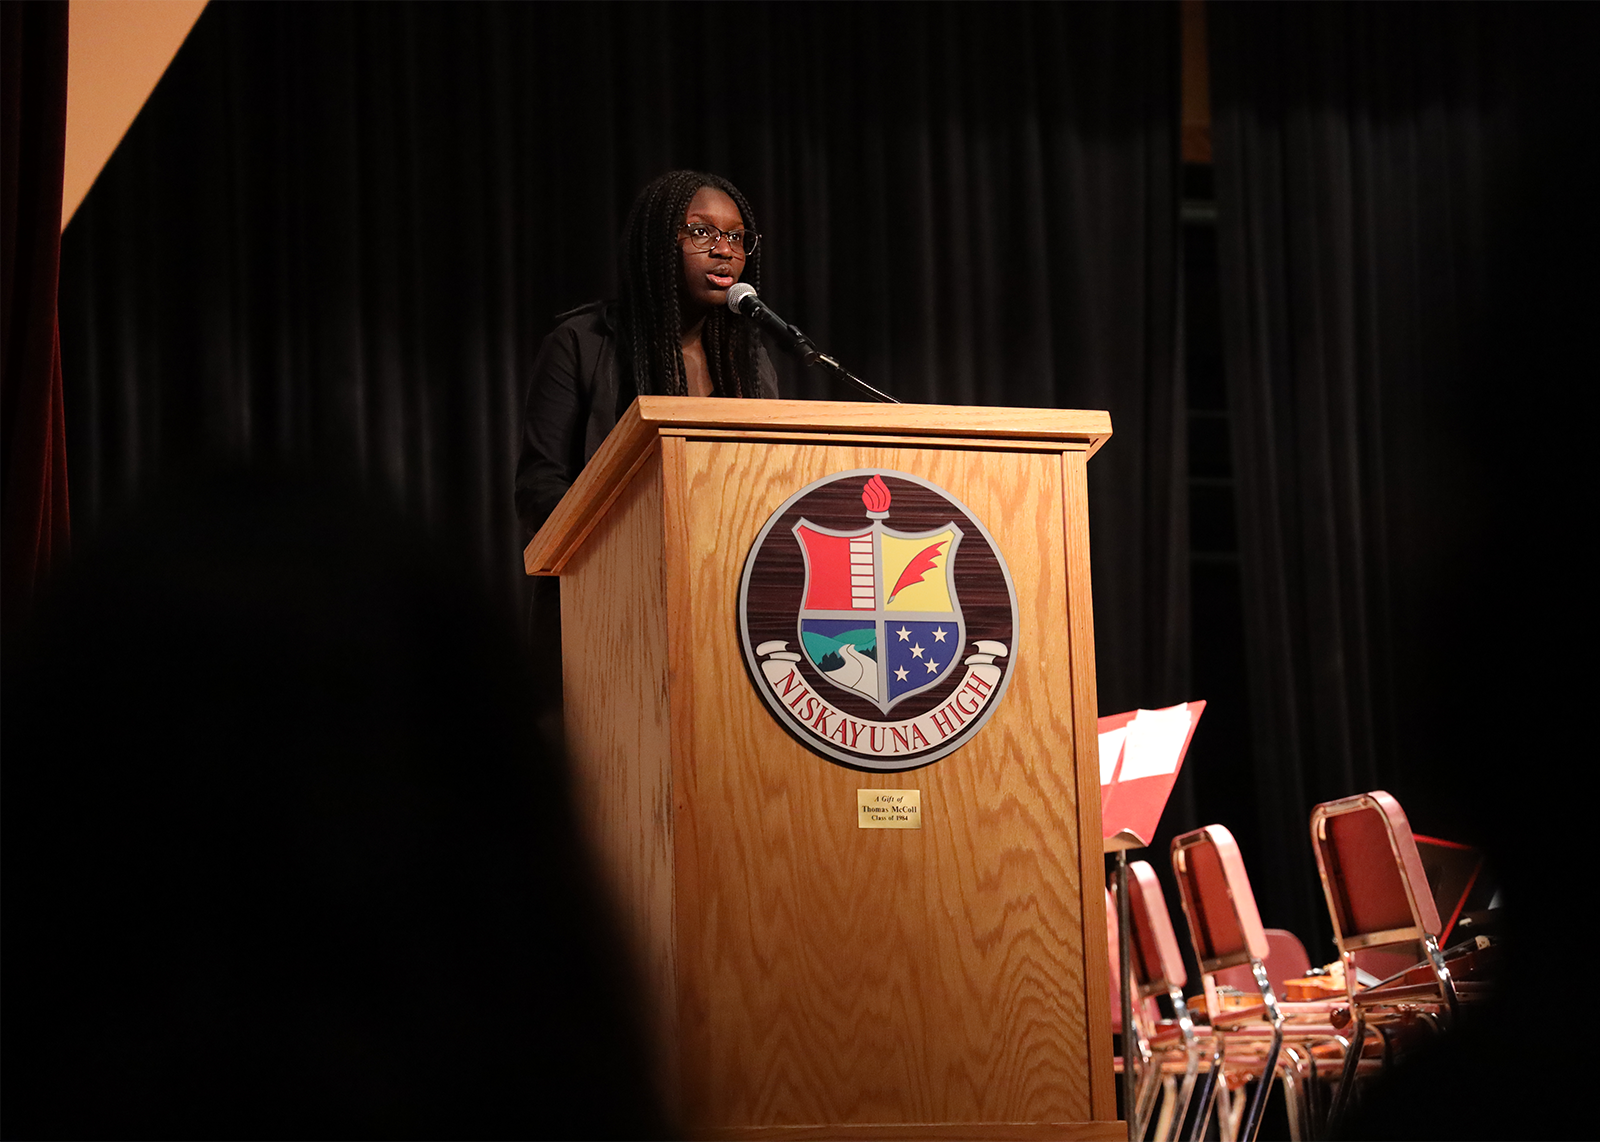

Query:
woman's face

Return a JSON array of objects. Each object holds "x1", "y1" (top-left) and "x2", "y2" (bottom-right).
[{"x1": 679, "y1": 185, "x2": 747, "y2": 317}]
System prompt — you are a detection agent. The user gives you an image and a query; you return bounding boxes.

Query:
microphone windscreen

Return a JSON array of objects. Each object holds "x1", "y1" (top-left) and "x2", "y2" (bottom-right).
[{"x1": 726, "y1": 282, "x2": 758, "y2": 314}]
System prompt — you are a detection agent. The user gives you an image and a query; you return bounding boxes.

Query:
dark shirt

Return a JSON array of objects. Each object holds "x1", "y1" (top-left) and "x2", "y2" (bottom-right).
[{"x1": 514, "y1": 301, "x2": 780, "y2": 536}]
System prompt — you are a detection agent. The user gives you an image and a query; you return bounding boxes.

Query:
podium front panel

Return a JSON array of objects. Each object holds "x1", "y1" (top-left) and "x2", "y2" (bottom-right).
[{"x1": 670, "y1": 437, "x2": 1103, "y2": 1133}]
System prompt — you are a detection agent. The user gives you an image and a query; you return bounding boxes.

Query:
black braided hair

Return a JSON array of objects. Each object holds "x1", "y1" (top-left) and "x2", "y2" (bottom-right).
[{"x1": 617, "y1": 170, "x2": 764, "y2": 398}]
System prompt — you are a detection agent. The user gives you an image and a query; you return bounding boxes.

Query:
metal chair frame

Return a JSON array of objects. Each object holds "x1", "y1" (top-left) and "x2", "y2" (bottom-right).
[
  {"x1": 1114, "y1": 861, "x2": 1206, "y2": 1141},
  {"x1": 1169, "y1": 827, "x2": 1287, "y2": 1142},
  {"x1": 1310, "y1": 790, "x2": 1461, "y2": 1125},
  {"x1": 1168, "y1": 825, "x2": 1385, "y2": 1142}
]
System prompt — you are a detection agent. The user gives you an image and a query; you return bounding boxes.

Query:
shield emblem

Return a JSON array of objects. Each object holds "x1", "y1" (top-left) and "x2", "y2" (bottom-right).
[{"x1": 792, "y1": 476, "x2": 966, "y2": 714}]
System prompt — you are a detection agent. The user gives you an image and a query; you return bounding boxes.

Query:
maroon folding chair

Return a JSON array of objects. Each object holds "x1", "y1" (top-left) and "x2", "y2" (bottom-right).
[
  {"x1": 1107, "y1": 887, "x2": 1166, "y2": 1137},
  {"x1": 1310, "y1": 790, "x2": 1489, "y2": 1122},
  {"x1": 1113, "y1": 862, "x2": 1207, "y2": 1141},
  {"x1": 1171, "y1": 826, "x2": 1361, "y2": 1142}
]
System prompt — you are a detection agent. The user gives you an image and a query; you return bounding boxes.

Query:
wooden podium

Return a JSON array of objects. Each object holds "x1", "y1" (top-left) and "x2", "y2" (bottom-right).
[{"x1": 525, "y1": 397, "x2": 1119, "y2": 1140}]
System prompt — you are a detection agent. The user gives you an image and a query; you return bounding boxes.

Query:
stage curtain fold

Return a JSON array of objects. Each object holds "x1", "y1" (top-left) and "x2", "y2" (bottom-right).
[
  {"x1": 1, "y1": 0, "x2": 72, "y2": 632},
  {"x1": 57, "y1": 0, "x2": 1183, "y2": 714},
  {"x1": 1208, "y1": 1, "x2": 1531, "y2": 946}
]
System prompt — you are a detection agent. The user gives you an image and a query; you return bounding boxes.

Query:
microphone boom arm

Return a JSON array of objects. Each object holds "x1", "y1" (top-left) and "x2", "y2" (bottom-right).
[
  {"x1": 727, "y1": 283, "x2": 899, "y2": 404},
  {"x1": 791, "y1": 333, "x2": 899, "y2": 405}
]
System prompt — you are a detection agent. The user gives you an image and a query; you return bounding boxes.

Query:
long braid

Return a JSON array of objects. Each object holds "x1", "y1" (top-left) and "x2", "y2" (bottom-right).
[
  {"x1": 705, "y1": 309, "x2": 729, "y2": 396},
  {"x1": 714, "y1": 179, "x2": 763, "y2": 398},
  {"x1": 617, "y1": 170, "x2": 765, "y2": 398},
  {"x1": 659, "y1": 180, "x2": 691, "y2": 395}
]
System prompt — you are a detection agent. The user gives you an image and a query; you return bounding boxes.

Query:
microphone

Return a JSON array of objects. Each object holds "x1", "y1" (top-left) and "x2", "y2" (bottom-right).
[
  {"x1": 725, "y1": 283, "x2": 802, "y2": 344},
  {"x1": 725, "y1": 284, "x2": 898, "y2": 404}
]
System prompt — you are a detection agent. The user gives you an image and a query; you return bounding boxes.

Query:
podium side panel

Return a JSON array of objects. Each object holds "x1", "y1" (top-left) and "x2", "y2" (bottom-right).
[
  {"x1": 560, "y1": 451, "x2": 679, "y2": 1114},
  {"x1": 1062, "y1": 449, "x2": 1116, "y2": 1122},
  {"x1": 673, "y1": 440, "x2": 1102, "y2": 1133}
]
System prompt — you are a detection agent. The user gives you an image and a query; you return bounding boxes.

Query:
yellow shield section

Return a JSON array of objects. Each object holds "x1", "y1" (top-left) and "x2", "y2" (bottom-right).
[{"x1": 881, "y1": 529, "x2": 956, "y2": 612}]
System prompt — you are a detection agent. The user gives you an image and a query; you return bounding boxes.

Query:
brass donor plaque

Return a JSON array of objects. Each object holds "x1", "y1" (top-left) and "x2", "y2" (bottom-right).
[{"x1": 858, "y1": 789, "x2": 922, "y2": 829}]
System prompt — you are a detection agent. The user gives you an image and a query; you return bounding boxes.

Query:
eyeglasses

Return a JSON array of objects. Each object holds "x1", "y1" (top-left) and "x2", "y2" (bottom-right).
[{"x1": 679, "y1": 222, "x2": 760, "y2": 256}]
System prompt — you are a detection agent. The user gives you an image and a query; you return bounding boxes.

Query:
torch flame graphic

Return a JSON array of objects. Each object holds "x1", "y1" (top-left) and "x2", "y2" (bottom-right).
[{"x1": 862, "y1": 475, "x2": 891, "y2": 517}]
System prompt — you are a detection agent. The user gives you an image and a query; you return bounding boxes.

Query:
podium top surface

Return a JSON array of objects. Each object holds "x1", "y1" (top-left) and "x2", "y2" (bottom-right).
[{"x1": 525, "y1": 396, "x2": 1113, "y2": 575}]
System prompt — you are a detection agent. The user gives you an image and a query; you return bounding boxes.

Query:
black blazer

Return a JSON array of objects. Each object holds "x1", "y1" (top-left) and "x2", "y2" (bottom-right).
[{"x1": 514, "y1": 301, "x2": 780, "y2": 537}]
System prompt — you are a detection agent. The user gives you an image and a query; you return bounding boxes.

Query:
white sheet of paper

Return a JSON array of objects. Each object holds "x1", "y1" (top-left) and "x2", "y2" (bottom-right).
[
  {"x1": 1118, "y1": 704, "x2": 1193, "y2": 781},
  {"x1": 1098, "y1": 726, "x2": 1128, "y2": 785}
]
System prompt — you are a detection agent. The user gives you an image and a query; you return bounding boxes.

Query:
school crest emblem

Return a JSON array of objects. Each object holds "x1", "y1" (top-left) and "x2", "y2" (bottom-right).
[{"x1": 738, "y1": 470, "x2": 1018, "y2": 771}]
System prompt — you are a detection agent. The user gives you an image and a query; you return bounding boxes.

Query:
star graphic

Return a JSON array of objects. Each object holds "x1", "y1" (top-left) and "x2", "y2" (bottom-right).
[
  {"x1": 910, "y1": 643, "x2": 925, "y2": 658},
  {"x1": 925, "y1": 659, "x2": 941, "y2": 673},
  {"x1": 894, "y1": 666, "x2": 910, "y2": 681},
  {"x1": 933, "y1": 627, "x2": 948, "y2": 642},
  {"x1": 896, "y1": 626, "x2": 911, "y2": 641}
]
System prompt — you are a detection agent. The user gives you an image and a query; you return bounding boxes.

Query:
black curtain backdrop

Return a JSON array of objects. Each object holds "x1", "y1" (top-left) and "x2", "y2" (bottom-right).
[
  {"x1": 1208, "y1": 1, "x2": 1591, "y2": 955},
  {"x1": 0, "y1": 0, "x2": 71, "y2": 632},
  {"x1": 57, "y1": 0, "x2": 1184, "y2": 718}
]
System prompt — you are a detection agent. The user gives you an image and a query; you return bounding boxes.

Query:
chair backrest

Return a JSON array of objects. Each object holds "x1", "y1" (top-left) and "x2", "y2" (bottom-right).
[
  {"x1": 1106, "y1": 885, "x2": 1166, "y2": 1033},
  {"x1": 1212, "y1": 928, "x2": 1312, "y2": 993},
  {"x1": 1169, "y1": 824, "x2": 1270, "y2": 975},
  {"x1": 1105, "y1": 887, "x2": 1122, "y2": 1030},
  {"x1": 1122, "y1": 860, "x2": 1188, "y2": 998},
  {"x1": 1310, "y1": 790, "x2": 1439, "y2": 975}
]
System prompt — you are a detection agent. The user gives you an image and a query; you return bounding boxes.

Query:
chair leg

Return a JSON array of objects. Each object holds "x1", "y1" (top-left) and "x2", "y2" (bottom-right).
[
  {"x1": 1326, "y1": 1011, "x2": 1366, "y2": 1131},
  {"x1": 1162, "y1": 1035, "x2": 1202, "y2": 1142},
  {"x1": 1279, "y1": 1046, "x2": 1307, "y2": 1142},
  {"x1": 1188, "y1": 1035, "x2": 1225, "y2": 1142},
  {"x1": 1223, "y1": 1082, "x2": 1246, "y2": 1142},
  {"x1": 1303, "y1": 1045, "x2": 1323, "y2": 1140},
  {"x1": 1423, "y1": 934, "x2": 1460, "y2": 1029},
  {"x1": 1152, "y1": 1076, "x2": 1179, "y2": 1142},
  {"x1": 1134, "y1": 1048, "x2": 1165, "y2": 1140},
  {"x1": 1238, "y1": 1022, "x2": 1283, "y2": 1142}
]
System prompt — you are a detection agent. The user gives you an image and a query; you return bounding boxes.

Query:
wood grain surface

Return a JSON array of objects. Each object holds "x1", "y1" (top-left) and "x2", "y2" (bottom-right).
[
  {"x1": 660, "y1": 429, "x2": 1106, "y2": 452},
  {"x1": 1061, "y1": 450, "x2": 1116, "y2": 1122},
  {"x1": 526, "y1": 398, "x2": 1114, "y2": 575},
  {"x1": 558, "y1": 453, "x2": 681, "y2": 1117},
  {"x1": 547, "y1": 410, "x2": 1118, "y2": 1139},
  {"x1": 670, "y1": 440, "x2": 1098, "y2": 1132},
  {"x1": 637, "y1": 396, "x2": 1112, "y2": 450}
]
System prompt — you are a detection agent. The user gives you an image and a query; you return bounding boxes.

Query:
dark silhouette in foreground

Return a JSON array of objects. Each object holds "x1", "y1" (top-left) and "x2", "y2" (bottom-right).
[{"x1": 2, "y1": 468, "x2": 665, "y2": 1139}]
